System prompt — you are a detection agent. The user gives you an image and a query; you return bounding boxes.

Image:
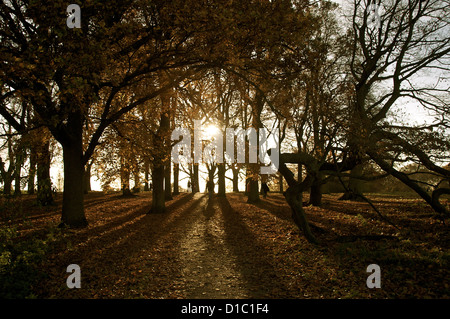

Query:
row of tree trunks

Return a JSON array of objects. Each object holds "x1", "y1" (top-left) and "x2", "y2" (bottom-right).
[
  {"x1": 0, "y1": 124, "x2": 53, "y2": 206},
  {"x1": 0, "y1": 133, "x2": 14, "y2": 194}
]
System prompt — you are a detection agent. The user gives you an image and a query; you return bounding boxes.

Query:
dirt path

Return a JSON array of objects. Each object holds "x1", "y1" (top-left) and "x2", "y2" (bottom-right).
[{"x1": 178, "y1": 194, "x2": 248, "y2": 298}]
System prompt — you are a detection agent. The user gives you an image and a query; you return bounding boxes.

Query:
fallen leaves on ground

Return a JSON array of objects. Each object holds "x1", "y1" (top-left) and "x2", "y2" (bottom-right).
[{"x1": 0, "y1": 191, "x2": 448, "y2": 299}]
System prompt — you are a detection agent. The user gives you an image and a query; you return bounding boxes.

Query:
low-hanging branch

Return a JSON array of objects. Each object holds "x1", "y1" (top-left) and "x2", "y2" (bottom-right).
[{"x1": 368, "y1": 150, "x2": 449, "y2": 218}]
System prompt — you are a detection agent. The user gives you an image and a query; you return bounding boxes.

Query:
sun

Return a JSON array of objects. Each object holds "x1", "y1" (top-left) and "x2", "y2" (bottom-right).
[{"x1": 204, "y1": 124, "x2": 219, "y2": 137}]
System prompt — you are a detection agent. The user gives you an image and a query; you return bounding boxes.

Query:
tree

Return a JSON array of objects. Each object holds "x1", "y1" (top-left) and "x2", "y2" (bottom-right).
[
  {"x1": 150, "y1": 84, "x2": 173, "y2": 213},
  {"x1": 0, "y1": 0, "x2": 229, "y2": 226},
  {"x1": 0, "y1": 125, "x2": 15, "y2": 195},
  {"x1": 346, "y1": 0, "x2": 450, "y2": 217}
]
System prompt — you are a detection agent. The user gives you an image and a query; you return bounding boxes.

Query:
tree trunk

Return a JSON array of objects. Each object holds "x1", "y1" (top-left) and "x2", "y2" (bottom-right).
[
  {"x1": 432, "y1": 188, "x2": 450, "y2": 218},
  {"x1": 339, "y1": 164, "x2": 364, "y2": 201},
  {"x1": 278, "y1": 163, "x2": 318, "y2": 244},
  {"x1": 28, "y1": 149, "x2": 36, "y2": 194},
  {"x1": 164, "y1": 162, "x2": 173, "y2": 200},
  {"x1": 52, "y1": 110, "x2": 89, "y2": 228},
  {"x1": 147, "y1": 78, "x2": 173, "y2": 206},
  {"x1": 13, "y1": 164, "x2": 21, "y2": 196},
  {"x1": 150, "y1": 164, "x2": 165, "y2": 213},
  {"x1": 36, "y1": 133, "x2": 53, "y2": 206},
  {"x1": 173, "y1": 163, "x2": 180, "y2": 195},
  {"x1": 244, "y1": 172, "x2": 249, "y2": 196},
  {"x1": 120, "y1": 158, "x2": 132, "y2": 196},
  {"x1": 218, "y1": 163, "x2": 226, "y2": 196},
  {"x1": 247, "y1": 90, "x2": 263, "y2": 203},
  {"x1": 13, "y1": 145, "x2": 24, "y2": 196},
  {"x1": 279, "y1": 173, "x2": 284, "y2": 193},
  {"x1": 309, "y1": 173, "x2": 323, "y2": 206},
  {"x1": 297, "y1": 163, "x2": 302, "y2": 201},
  {"x1": 207, "y1": 166, "x2": 216, "y2": 194},
  {"x1": 285, "y1": 186, "x2": 318, "y2": 245},
  {"x1": 247, "y1": 178, "x2": 259, "y2": 202},
  {"x1": 83, "y1": 163, "x2": 92, "y2": 194},
  {"x1": 150, "y1": 96, "x2": 170, "y2": 212},
  {"x1": 232, "y1": 166, "x2": 239, "y2": 192},
  {"x1": 144, "y1": 158, "x2": 150, "y2": 191},
  {"x1": 3, "y1": 175, "x2": 12, "y2": 195},
  {"x1": 1, "y1": 128, "x2": 14, "y2": 195},
  {"x1": 309, "y1": 181, "x2": 322, "y2": 206},
  {"x1": 192, "y1": 164, "x2": 199, "y2": 193},
  {"x1": 60, "y1": 140, "x2": 87, "y2": 227},
  {"x1": 133, "y1": 166, "x2": 140, "y2": 193}
]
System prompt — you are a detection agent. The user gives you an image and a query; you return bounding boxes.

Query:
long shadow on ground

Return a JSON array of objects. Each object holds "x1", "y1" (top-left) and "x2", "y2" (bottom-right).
[
  {"x1": 37, "y1": 193, "x2": 205, "y2": 298},
  {"x1": 218, "y1": 196, "x2": 291, "y2": 298}
]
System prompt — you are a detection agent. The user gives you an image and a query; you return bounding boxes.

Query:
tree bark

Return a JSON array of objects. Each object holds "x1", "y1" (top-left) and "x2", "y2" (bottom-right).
[
  {"x1": 133, "y1": 164, "x2": 140, "y2": 193},
  {"x1": 150, "y1": 96, "x2": 170, "y2": 212},
  {"x1": 232, "y1": 166, "x2": 239, "y2": 192},
  {"x1": 192, "y1": 164, "x2": 199, "y2": 193},
  {"x1": 244, "y1": 171, "x2": 250, "y2": 196},
  {"x1": 2, "y1": 175, "x2": 12, "y2": 195},
  {"x1": 13, "y1": 144, "x2": 24, "y2": 196},
  {"x1": 218, "y1": 163, "x2": 226, "y2": 196},
  {"x1": 285, "y1": 185, "x2": 319, "y2": 245},
  {"x1": 279, "y1": 172, "x2": 283, "y2": 193},
  {"x1": 120, "y1": 158, "x2": 132, "y2": 196},
  {"x1": 339, "y1": 164, "x2": 364, "y2": 201},
  {"x1": 164, "y1": 162, "x2": 173, "y2": 200},
  {"x1": 279, "y1": 163, "x2": 318, "y2": 244},
  {"x1": 83, "y1": 162, "x2": 92, "y2": 194},
  {"x1": 207, "y1": 165, "x2": 216, "y2": 194},
  {"x1": 297, "y1": 163, "x2": 302, "y2": 201},
  {"x1": 369, "y1": 151, "x2": 449, "y2": 217},
  {"x1": 309, "y1": 173, "x2": 323, "y2": 206},
  {"x1": 150, "y1": 164, "x2": 165, "y2": 213},
  {"x1": 144, "y1": 157, "x2": 150, "y2": 191},
  {"x1": 28, "y1": 148, "x2": 36, "y2": 194},
  {"x1": 52, "y1": 110, "x2": 88, "y2": 228},
  {"x1": 36, "y1": 131, "x2": 53, "y2": 206},
  {"x1": 247, "y1": 177, "x2": 259, "y2": 202},
  {"x1": 173, "y1": 163, "x2": 180, "y2": 195},
  {"x1": 13, "y1": 165, "x2": 21, "y2": 195},
  {"x1": 1, "y1": 132, "x2": 14, "y2": 196},
  {"x1": 247, "y1": 90, "x2": 263, "y2": 203},
  {"x1": 60, "y1": 139, "x2": 87, "y2": 227}
]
